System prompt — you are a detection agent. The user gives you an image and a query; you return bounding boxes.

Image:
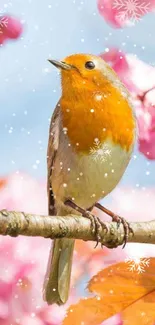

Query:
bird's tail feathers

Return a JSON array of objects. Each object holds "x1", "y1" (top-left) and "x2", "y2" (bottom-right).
[{"x1": 43, "y1": 237, "x2": 75, "y2": 305}]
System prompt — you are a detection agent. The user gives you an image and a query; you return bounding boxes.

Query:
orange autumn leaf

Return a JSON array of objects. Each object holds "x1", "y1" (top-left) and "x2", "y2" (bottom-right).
[
  {"x1": 63, "y1": 296, "x2": 128, "y2": 325},
  {"x1": 122, "y1": 291, "x2": 155, "y2": 325},
  {"x1": 63, "y1": 297, "x2": 106, "y2": 325},
  {"x1": 63, "y1": 258, "x2": 155, "y2": 325}
]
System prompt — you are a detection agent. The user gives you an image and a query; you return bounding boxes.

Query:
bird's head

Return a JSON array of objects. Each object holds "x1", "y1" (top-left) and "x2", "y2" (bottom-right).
[{"x1": 48, "y1": 53, "x2": 119, "y2": 93}]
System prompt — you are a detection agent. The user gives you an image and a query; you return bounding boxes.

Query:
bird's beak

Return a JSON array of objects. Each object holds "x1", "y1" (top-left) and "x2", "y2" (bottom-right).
[{"x1": 48, "y1": 59, "x2": 72, "y2": 70}]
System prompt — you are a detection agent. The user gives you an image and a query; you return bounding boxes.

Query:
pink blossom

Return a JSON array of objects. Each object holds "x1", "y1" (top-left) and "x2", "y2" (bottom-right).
[
  {"x1": 0, "y1": 174, "x2": 62, "y2": 324},
  {"x1": 0, "y1": 174, "x2": 155, "y2": 324},
  {"x1": 0, "y1": 15, "x2": 23, "y2": 45},
  {"x1": 97, "y1": 0, "x2": 124, "y2": 28},
  {"x1": 137, "y1": 100, "x2": 155, "y2": 159},
  {"x1": 0, "y1": 32, "x2": 6, "y2": 44},
  {"x1": 97, "y1": 0, "x2": 155, "y2": 28},
  {"x1": 0, "y1": 174, "x2": 85, "y2": 324},
  {"x1": 101, "y1": 48, "x2": 155, "y2": 159}
]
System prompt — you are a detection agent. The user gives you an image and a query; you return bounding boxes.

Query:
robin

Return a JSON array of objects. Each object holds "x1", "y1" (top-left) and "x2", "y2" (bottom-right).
[{"x1": 43, "y1": 53, "x2": 136, "y2": 306}]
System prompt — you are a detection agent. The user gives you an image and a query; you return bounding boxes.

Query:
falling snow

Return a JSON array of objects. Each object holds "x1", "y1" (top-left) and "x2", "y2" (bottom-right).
[
  {"x1": 113, "y1": 0, "x2": 150, "y2": 24},
  {"x1": 125, "y1": 256, "x2": 150, "y2": 273}
]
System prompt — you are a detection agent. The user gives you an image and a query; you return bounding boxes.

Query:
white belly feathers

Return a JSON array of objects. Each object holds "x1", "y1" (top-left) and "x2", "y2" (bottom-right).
[{"x1": 52, "y1": 133, "x2": 133, "y2": 210}]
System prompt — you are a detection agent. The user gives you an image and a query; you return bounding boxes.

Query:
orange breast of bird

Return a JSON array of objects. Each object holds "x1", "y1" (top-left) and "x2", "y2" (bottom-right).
[{"x1": 60, "y1": 80, "x2": 135, "y2": 154}]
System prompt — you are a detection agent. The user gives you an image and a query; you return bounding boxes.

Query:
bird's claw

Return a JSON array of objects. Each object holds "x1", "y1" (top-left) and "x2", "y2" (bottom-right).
[
  {"x1": 112, "y1": 214, "x2": 133, "y2": 248},
  {"x1": 85, "y1": 211, "x2": 108, "y2": 248}
]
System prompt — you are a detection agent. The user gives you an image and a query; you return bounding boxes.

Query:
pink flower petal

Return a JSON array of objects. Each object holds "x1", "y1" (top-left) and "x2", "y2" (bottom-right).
[
  {"x1": 138, "y1": 129, "x2": 155, "y2": 159},
  {"x1": 0, "y1": 299, "x2": 9, "y2": 319},
  {"x1": 3, "y1": 16, "x2": 23, "y2": 39},
  {"x1": 21, "y1": 315, "x2": 44, "y2": 325},
  {"x1": 0, "y1": 15, "x2": 23, "y2": 43},
  {"x1": 97, "y1": 0, "x2": 155, "y2": 28},
  {"x1": 97, "y1": 0, "x2": 124, "y2": 28},
  {"x1": 0, "y1": 33, "x2": 8, "y2": 45}
]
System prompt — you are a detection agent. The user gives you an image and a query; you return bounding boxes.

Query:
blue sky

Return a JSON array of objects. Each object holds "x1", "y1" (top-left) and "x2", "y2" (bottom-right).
[{"x1": 0, "y1": 0, "x2": 155, "y2": 188}]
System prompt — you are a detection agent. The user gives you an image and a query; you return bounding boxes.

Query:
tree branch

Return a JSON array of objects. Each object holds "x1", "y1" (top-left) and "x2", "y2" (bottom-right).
[{"x1": 0, "y1": 209, "x2": 155, "y2": 247}]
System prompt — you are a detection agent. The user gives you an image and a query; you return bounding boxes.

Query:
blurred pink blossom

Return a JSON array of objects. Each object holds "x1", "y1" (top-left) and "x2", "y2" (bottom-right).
[
  {"x1": 0, "y1": 15, "x2": 23, "y2": 45},
  {"x1": 137, "y1": 100, "x2": 155, "y2": 159},
  {"x1": 0, "y1": 174, "x2": 155, "y2": 325},
  {"x1": 0, "y1": 32, "x2": 6, "y2": 44},
  {"x1": 0, "y1": 173, "x2": 74, "y2": 325},
  {"x1": 97, "y1": 0, "x2": 155, "y2": 28},
  {"x1": 101, "y1": 48, "x2": 155, "y2": 159},
  {"x1": 97, "y1": 0, "x2": 124, "y2": 28}
]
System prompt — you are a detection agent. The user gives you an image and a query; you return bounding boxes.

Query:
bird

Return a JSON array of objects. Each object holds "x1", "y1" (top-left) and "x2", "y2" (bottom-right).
[{"x1": 43, "y1": 53, "x2": 137, "y2": 306}]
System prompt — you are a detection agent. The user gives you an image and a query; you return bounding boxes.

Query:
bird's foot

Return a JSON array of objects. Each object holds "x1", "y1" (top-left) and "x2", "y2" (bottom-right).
[
  {"x1": 84, "y1": 211, "x2": 108, "y2": 248},
  {"x1": 111, "y1": 214, "x2": 134, "y2": 248},
  {"x1": 64, "y1": 199, "x2": 108, "y2": 248},
  {"x1": 95, "y1": 203, "x2": 134, "y2": 248}
]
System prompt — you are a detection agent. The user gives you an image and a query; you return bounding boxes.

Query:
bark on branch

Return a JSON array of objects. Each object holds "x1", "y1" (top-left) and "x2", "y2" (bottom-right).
[{"x1": 0, "y1": 209, "x2": 155, "y2": 247}]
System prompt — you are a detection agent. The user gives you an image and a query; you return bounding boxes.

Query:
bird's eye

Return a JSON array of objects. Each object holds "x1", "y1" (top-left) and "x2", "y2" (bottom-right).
[{"x1": 85, "y1": 61, "x2": 95, "y2": 70}]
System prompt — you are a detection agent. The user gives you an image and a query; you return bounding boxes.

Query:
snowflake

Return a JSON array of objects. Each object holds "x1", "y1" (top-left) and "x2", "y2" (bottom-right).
[
  {"x1": 125, "y1": 256, "x2": 150, "y2": 273},
  {"x1": 90, "y1": 138, "x2": 111, "y2": 163},
  {"x1": 113, "y1": 0, "x2": 150, "y2": 24},
  {"x1": 0, "y1": 10, "x2": 8, "y2": 34}
]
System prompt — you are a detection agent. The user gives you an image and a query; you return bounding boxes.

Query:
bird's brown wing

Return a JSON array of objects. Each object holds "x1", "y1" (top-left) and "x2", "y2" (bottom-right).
[{"x1": 47, "y1": 102, "x2": 60, "y2": 215}]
